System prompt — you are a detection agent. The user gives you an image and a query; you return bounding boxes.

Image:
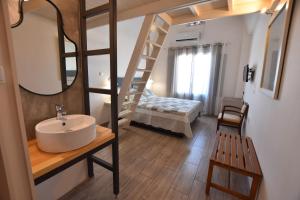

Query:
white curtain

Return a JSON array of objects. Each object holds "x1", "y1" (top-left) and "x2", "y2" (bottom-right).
[{"x1": 171, "y1": 44, "x2": 223, "y2": 115}]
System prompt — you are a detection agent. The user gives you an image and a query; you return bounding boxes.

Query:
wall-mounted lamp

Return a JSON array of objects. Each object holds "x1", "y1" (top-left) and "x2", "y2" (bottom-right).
[{"x1": 248, "y1": 66, "x2": 256, "y2": 82}]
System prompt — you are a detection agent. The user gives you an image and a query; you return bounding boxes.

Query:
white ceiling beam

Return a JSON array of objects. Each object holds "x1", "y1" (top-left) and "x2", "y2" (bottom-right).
[
  {"x1": 189, "y1": 5, "x2": 200, "y2": 16},
  {"x1": 172, "y1": 0, "x2": 272, "y2": 25}
]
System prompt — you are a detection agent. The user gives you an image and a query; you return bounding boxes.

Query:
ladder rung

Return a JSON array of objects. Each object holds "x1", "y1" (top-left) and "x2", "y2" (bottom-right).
[
  {"x1": 127, "y1": 91, "x2": 143, "y2": 95},
  {"x1": 122, "y1": 101, "x2": 136, "y2": 106},
  {"x1": 85, "y1": 3, "x2": 110, "y2": 18},
  {"x1": 147, "y1": 40, "x2": 162, "y2": 48},
  {"x1": 141, "y1": 55, "x2": 156, "y2": 61},
  {"x1": 155, "y1": 25, "x2": 168, "y2": 34},
  {"x1": 136, "y1": 68, "x2": 152, "y2": 72},
  {"x1": 86, "y1": 48, "x2": 110, "y2": 56},
  {"x1": 119, "y1": 110, "x2": 132, "y2": 118},
  {"x1": 132, "y1": 81, "x2": 146, "y2": 85},
  {"x1": 63, "y1": 52, "x2": 77, "y2": 57},
  {"x1": 88, "y1": 88, "x2": 111, "y2": 95}
]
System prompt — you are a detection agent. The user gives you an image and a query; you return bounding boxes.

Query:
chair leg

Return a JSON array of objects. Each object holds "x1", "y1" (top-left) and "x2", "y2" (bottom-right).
[
  {"x1": 206, "y1": 160, "x2": 214, "y2": 195},
  {"x1": 238, "y1": 126, "x2": 242, "y2": 136},
  {"x1": 216, "y1": 121, "x2": 220, "y2": 132},
  {"x1": 249, "y1": 175, "x2": 261, "y2": 200},
  {"x1": 228, "y1": 169, "x2": 231, "y2": 189}
]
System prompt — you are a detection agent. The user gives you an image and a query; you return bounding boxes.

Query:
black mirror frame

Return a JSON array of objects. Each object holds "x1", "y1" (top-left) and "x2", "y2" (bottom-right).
[
  {"x1": 10, "y1": 0, "x2": 24, "y2": 28},
  {"x1": 11, "y1": 0, "x2": 79, "y2": 96}
]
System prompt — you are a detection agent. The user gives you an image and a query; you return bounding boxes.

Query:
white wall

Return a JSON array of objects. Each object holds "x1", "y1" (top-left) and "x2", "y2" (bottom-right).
[
  {"x1": 244, "y1": 2, "x2": 300, "y2": 199},
  {"x1": 88, "y1": 16, "x2": 144, "y2": 124},
  {"x1": 151, "y1": 15, "x2": 249, "y2": 99}
]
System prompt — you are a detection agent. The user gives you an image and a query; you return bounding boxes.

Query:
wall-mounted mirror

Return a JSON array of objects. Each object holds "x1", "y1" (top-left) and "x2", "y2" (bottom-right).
[
  {"x1": 11, "y1": 0, "x2": 78, "y2": 95},
  {"x1": 260, "y1": 0, "x2": 294, "y2": 99}
]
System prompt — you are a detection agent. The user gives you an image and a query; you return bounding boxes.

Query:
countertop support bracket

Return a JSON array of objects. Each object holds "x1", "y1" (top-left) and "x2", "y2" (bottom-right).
[{"x1": 34, "y1": 139, "x2": 114, "y2": 185}]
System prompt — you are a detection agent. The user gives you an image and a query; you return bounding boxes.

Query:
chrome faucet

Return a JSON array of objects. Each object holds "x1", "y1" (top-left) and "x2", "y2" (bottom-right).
[{"x1": 55, "y1": 104, "x2": 67, "y2": 122}]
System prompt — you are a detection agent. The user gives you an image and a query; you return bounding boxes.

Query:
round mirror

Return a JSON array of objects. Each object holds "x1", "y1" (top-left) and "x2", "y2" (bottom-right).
[{"x1": 11, "y1": 0, "x2": 78, "y2": 95}]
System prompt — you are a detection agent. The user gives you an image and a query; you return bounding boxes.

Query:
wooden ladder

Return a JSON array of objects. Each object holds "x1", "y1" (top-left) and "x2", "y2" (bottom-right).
[{"x1": 118, "y1": 14, "x2": 171, "y2": 127}]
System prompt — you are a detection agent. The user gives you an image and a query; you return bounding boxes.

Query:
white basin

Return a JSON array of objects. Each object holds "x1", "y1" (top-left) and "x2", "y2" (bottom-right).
[{"x1": 35, "y1": 114, "x2": 96, "y2": 153}]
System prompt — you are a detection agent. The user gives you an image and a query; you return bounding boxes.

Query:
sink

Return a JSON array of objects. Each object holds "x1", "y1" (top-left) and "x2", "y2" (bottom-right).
[{"x1": 35, "y1": 114, "x2": 96, "y2": 153}]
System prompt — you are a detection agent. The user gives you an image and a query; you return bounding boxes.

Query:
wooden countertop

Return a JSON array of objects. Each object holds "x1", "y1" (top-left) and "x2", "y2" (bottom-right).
[{"x1": 28, "y1": 125, "x2": 115, "y2": 179}]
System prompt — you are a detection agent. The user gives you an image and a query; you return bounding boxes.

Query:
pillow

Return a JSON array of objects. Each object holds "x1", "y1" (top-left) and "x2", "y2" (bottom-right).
[{"x1": 143, "y1": 89, "x2": 154, "y2": 97}]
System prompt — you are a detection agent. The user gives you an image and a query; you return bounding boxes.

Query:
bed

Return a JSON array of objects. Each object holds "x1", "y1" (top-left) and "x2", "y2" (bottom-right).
[{"x1": 131, "y1": 91, "x2": 203, "y2": 138}]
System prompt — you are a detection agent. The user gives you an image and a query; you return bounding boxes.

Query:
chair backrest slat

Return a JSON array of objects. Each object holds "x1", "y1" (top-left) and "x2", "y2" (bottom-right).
[
  {"x1": 241, "y1": 104, "x2": 247, "y2": 114},
  {"x1": 240, "y1": 103, "x2": 249, "y2": 118}
]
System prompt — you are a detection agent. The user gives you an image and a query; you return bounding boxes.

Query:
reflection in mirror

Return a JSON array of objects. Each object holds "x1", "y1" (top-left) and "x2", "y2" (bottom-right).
[
  {"x1": 11, "y1": 0, "x2": 78, "y2": 95},
  {"x1": 65, "y1": 37, "x2": 76, "y2": 53},
  {"x1": 65, "y1": 57, "x2": 77, "y2": 86}
]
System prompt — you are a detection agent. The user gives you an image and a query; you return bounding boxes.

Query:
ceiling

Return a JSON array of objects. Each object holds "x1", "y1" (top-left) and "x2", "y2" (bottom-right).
[
  {"x1": 167, "y1": 7, "x2": 192, "y2": 18},
  {"x1": 85, "y1": 0, "x2": 272, "y2": 27},
  {"x1": 22, "y1": 0, "x2": 273, "y2": 27}
]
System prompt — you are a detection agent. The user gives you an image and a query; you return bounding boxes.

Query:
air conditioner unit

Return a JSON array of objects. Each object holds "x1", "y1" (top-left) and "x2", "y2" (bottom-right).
[{"x1": 175, "y1": 32, "x2": 201, "y2": 42}]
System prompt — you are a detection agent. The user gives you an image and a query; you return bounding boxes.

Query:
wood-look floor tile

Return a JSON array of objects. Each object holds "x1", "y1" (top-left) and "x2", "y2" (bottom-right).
[
  {"x1": 184, "y1": 146, "x2": 205, "y2": 166},
  {"x1": 172, "y1": 163, "x2": 198, "y2": 195},
  {"x1": 164, "y1": 188, "x2": 189, "y2": 200},
  {"x1": 188, "y1": 180, "x2": 210, "y2": 200},
  {"x1": 195, "y1": 155, "x2": 210, "y2": 183},
  {"x1": 60, "y1": 117, "x2": 250, "y2": 200},
  {"x1": 117, "y1": 174, "x2": 153, "y2": 200},
  {"x1": 141, "y1": 168, "x2": 177, "y2": 200}
]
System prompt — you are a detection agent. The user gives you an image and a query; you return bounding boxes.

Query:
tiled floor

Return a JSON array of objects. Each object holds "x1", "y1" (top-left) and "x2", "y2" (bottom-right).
[{"x1": 61, "y1": 116, "x2": 249, "y2": 200}]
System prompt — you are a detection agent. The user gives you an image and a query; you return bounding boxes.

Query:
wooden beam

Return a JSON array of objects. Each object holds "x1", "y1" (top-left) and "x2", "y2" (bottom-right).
[
  {"x1": 227, "y1": 0, "x2": 234, "y2": 11},
  {"x1": 118, "y1": 0, "x2": 210, "y2": 17},
  {"x1": 189, "y1": 5, "x2": 200, "y2": 16},
  {"x1": 172, "y1": 0, "x2": 272, "y2": 25},
  {"x1": 158, "y1": 13, "x2": 173, "y2": 25},
  {"x1": 87, "y1": 0, "x2": 210, "y2": 28}
]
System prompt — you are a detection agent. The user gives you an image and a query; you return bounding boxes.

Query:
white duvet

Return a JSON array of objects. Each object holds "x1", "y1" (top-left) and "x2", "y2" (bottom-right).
[{"x1": 132, "y1": 94, "x2": 203, "y2": 138}]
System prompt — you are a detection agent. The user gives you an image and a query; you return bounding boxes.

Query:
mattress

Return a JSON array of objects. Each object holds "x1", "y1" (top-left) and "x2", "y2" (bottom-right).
[{"x1": 132, "y1": 95, "x2": 203, "y2": 138}]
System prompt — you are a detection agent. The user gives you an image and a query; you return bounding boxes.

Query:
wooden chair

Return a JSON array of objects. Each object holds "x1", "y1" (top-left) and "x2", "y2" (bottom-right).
[{"x1": 217, "y1": 103, "x2": 249, "y2": 136}]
